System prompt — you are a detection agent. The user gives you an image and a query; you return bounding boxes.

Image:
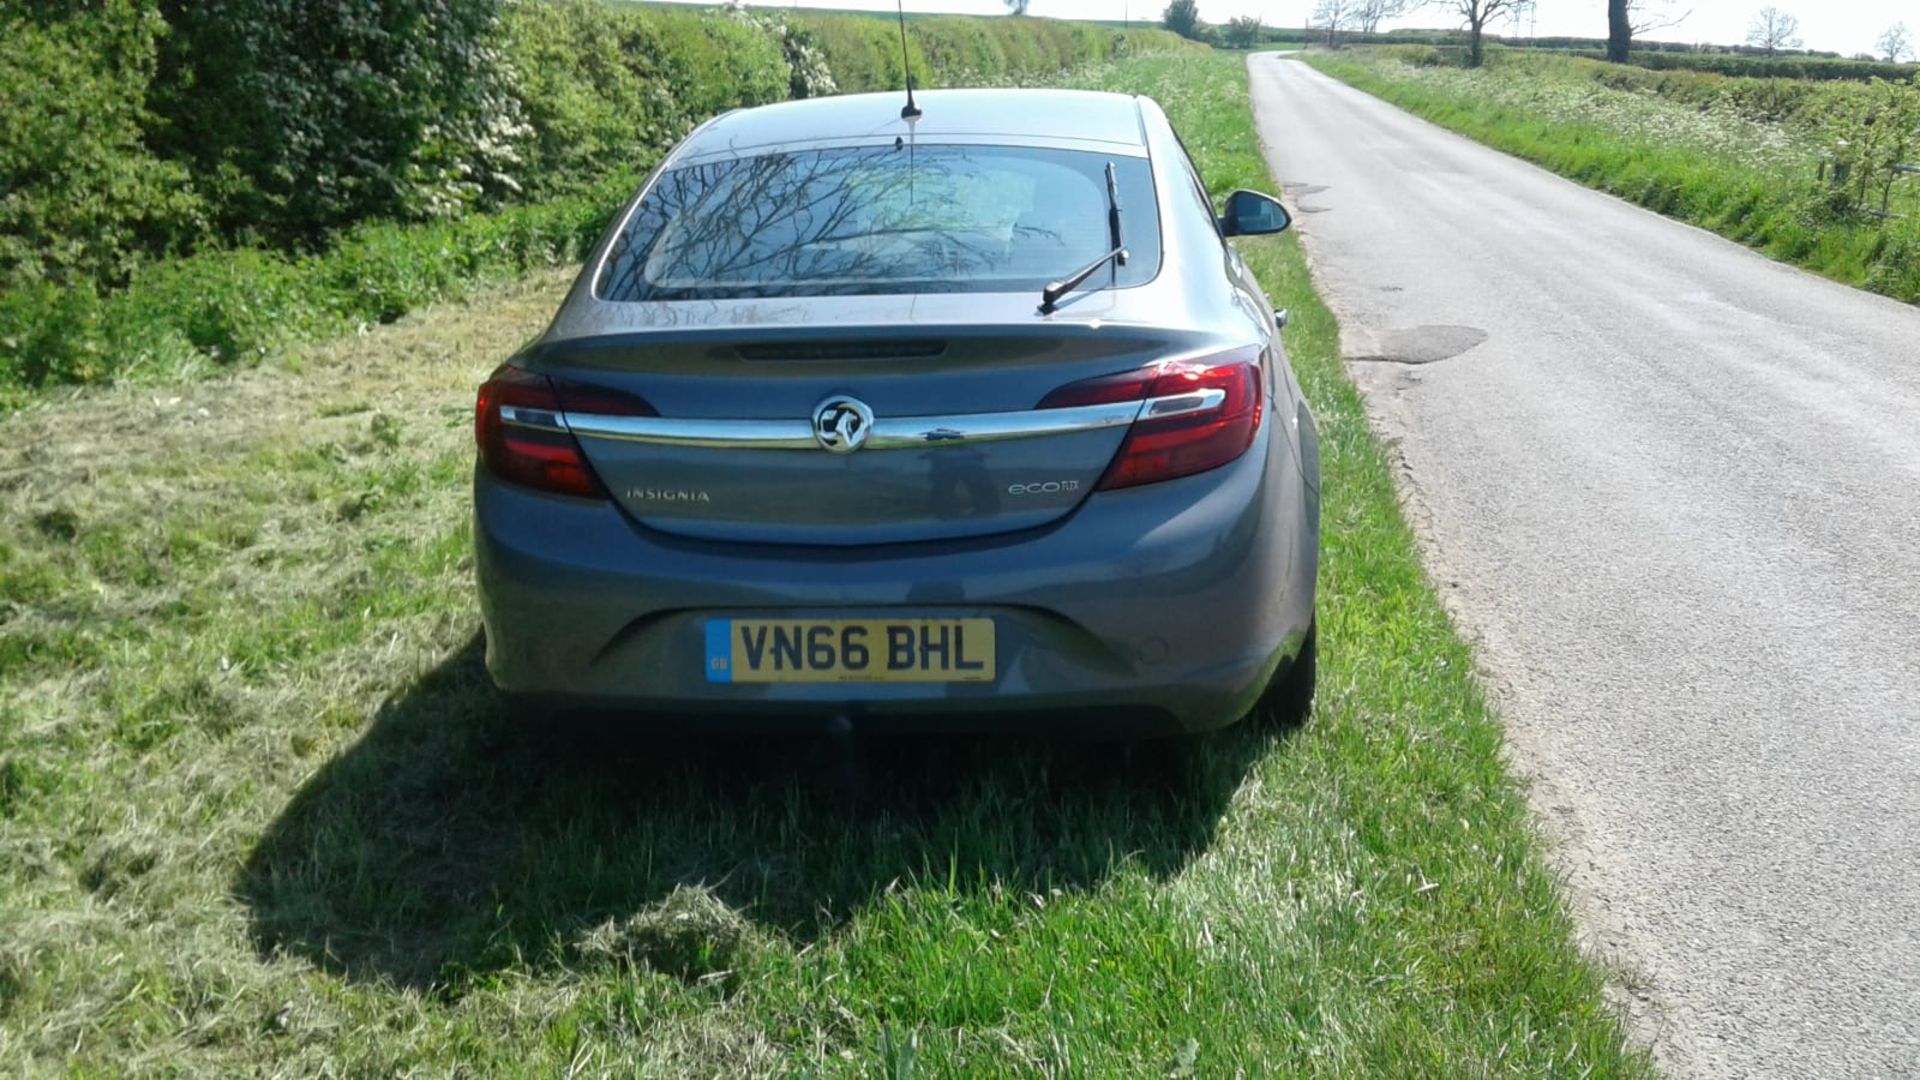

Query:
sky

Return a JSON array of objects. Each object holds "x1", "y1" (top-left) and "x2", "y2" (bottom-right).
[{"x1": 723, "y1": 0, "x2": 1920, "y2": 60}]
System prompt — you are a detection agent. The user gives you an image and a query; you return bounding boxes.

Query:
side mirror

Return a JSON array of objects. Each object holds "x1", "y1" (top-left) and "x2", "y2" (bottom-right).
[{"x1": 1220, "y1": 189, "x2": 1291, "y2": 237}]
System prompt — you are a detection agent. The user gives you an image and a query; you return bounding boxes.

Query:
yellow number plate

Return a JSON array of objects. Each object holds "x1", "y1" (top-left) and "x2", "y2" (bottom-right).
[{"x1": 704, "y1": 618, "x2": 995, "y2": 683}]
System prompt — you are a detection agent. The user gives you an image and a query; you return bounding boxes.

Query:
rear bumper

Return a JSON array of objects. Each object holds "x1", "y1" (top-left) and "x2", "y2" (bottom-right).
[{"x1": 475, "y1": 422, "x2": 1317, "y2": 735}]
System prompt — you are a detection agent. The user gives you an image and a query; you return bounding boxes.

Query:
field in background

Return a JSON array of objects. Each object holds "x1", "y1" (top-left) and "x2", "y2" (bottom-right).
[
  {"x1": 1307, "y1": 48, "x2": 1920, "y2": 303},
  {"x1": 0, "y1": 50, "x2": 1645, "y2": 1075}
]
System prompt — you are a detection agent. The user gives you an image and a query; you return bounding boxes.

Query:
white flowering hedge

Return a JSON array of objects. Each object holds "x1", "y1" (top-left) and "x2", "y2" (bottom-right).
[{"x1": 1314, "y1": 49, "x2": 1920, "y2": 303}]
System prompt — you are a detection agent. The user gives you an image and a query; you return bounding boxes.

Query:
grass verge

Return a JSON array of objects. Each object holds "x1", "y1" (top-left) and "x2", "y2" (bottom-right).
[
  {"x1": 0, "y1": 51, "x2": 1645, "y2": 1075},
  {"x1": 1304, "y1": 49, "x2": 1920, "y2": 303}
]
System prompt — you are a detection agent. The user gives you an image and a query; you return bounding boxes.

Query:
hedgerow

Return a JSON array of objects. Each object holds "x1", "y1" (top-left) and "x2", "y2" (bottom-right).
[
  {"x1": 0, "y1": 177, "x2": 627, "y2": 397},
  {"x1": 0, "y1": 2, "x2": 203, "y2": 292},
  {"x1": 793, "y1": 11, "x2": 931, "y2": 94},
  {"x1": 149, "y1": 0, "x2": 526, "y2": 247},
  {"x1": 502, "y1": 1, "x2": 792, "y2": 202},
  {"x1": 0, "y1": 2, "x2": 1187, "y2": 397},
  {"x1": 1310, "y1": 49, "x2": 1920, "y2": 306},
  {"x1": 1574, "y1": 50, "x2": 1919, "y2": 84}
]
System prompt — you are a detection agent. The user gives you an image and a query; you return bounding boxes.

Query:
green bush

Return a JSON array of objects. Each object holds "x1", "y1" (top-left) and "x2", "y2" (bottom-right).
[
  {"x1": 126, "y1": 248, "x2": 321, "y2": 365},
  {"x1": 1223, "y1": 16, "x2": 1263, "y2": 50},
  {"x1": 0, "y1": 2, "x2": 204, "y2": 292},
  {"x1": 1583, "y1": 50, "x2": 1918, "y2": 83},
  {"x1": 794, "y1": 12, "x2": 931, "y2": 93},
  {"x1": 0, "y1": 175, "x2": 632, "y2": 395},
  {"x1": 502, "y1": 1, "x2": 791, "y2": 200},
  {"x1": 643, "y1": 8, "x2": 790, "y2": 119},
  {"x1": 1400, "y1": 48, "x2": 1894, "y2": 133},
  {"x1": 1163, "y1": 0, "x2": 1200, "y2": 40},
  {"x1": 0, "y1": 284, "x2": 110, "y2": 389},
  {"x1": 728, "y1": 5, "x2": 837, "y2": 99},
  {"x1": 1863, "y1": 237, "x2": 1920, "y2": 298},
  {"x1": 911, "y1": 17, "x2": 1006, "y2": 85},
  {"x1": 1379, "y1": 44, "x2": 1452, "y2": 67},
  {"x1": 1815, "y1": 77, "x2": 1920, "y2": 217},
  {"x1": 0, "y1": 4, "x2": 1186, "y2": 397},
  {"x1": 983, "y1": 16, "x2": 1048, "y2": 76},
  {"x1": 502, "y1": 0, "x2": 683, "y2": 200},
  {"x1": 1577, "y1": 57, "x2": 1838, "y2": 125},
  {"x1": 150, "y1": 0, "x2": 524, "y2": 243}
]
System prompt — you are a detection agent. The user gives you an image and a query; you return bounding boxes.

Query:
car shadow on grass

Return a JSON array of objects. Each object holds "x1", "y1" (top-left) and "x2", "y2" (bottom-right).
[{"x1": 238, "y1": 632, "x2": 1287, "y2": 991}]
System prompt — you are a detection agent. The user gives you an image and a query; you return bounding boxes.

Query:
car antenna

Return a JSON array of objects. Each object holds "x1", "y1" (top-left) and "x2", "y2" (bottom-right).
[{"x1": 895, "y1": 0, "x2": 921, "y2": 120}]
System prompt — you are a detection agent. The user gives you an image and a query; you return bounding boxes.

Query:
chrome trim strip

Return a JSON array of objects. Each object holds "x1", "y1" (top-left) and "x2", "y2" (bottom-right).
[
  {"x1": 565, "y1": 414, "x2": 818, "y2": 450},
  {"x1": 1140, "y1": 387, "x2": 1226, "y2": 420},
  {"x1": 865, "y1": 400, "x2": 1142, "y2": 449},
  {"x1": 558, "y1": 388, "x2": 1222, "y2": 451},
  {"x1": 498, "y1": 404, "x2": 568, "y2": 432}
]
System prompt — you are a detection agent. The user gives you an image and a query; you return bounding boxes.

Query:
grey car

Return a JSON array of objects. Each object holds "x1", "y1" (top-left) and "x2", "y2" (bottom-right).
[{"x1": 473, "y1": 88, "x2": 1320, "y2": 736}]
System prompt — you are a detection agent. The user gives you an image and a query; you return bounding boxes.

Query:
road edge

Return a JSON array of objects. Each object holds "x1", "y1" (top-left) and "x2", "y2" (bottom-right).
[{"x1": 1245, "y1": 50, "x2": 1689, "y2": 1078}]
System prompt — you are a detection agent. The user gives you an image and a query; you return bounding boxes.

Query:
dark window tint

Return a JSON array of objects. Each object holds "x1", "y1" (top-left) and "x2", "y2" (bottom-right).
[{"x1": 598, "y1": 145, "x2": 1160, "y2": 301}]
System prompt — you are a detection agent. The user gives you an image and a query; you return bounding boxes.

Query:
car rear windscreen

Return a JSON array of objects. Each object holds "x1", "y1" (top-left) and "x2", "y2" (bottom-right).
[{"x1": 596, "y1": 144, "x2": 1161, "y2": 301}]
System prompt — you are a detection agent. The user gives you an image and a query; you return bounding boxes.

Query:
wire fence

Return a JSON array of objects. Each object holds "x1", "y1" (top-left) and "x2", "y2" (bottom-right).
[{"x1": 1816, "y1": 158, "x2": 1920, "y2": 219}]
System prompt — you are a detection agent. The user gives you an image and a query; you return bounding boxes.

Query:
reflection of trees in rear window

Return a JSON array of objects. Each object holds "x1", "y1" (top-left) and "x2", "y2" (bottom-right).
[{"x1": 597, "y1": 145, "x2": 1159, "y2": 300}]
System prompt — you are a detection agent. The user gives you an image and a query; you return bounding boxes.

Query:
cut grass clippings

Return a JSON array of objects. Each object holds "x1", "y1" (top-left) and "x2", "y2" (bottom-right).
[{"x1": 0, "y1": 51, "x2": 1647, "y2": 1075}]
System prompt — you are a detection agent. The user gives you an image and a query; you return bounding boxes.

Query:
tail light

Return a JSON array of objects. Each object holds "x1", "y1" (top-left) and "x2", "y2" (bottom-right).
[
  {"x1": 1039, "y1": 348, "x2": 1265, "y2": 490},
  {"x1": 474, "y1": 365, "x2": 654, "y2": 498}
]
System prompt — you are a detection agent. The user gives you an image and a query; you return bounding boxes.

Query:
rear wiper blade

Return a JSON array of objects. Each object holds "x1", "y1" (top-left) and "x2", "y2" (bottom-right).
[
  {"x1": 1038, "y1": 161, "x2": 1130, "y2": 315},
  {"x1": 1105, "y1": 158, "x2": 1127, "y2": 260},
  {"x1": 1039, "y1": 247, "x2": 1127, "y2": 314}
]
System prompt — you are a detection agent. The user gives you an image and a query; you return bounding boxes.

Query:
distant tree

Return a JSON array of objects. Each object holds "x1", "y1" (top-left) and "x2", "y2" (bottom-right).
[
  {"x1": 1422, "y1": 0, "x2": 1528, "y2": 67},
  {"x1": 1162, "y1": 0, "x2": 1201, "y2": 39},
  {"x1": 1607, "y1": 0, "x2": 1690, "y2": 63},
  {"x1": 1877, "y1": 22, "x2": 1913, "y2": 63},
  {"x1": 1003, "y1": 0, "x2": 1031, "y2": 13},
  {"x1": 1312, "y1": 0, "x2": 1357, "y2": 45},
  {"x1": 1356, "y1": 0, "x2": 1414, "y2": 35},
  {"x1": 1746, "y1": 6, "x2": 1802, "y2": 55},
  {"x1": 1225, "y1": 14, "x2": 1264, "y2": 47}
]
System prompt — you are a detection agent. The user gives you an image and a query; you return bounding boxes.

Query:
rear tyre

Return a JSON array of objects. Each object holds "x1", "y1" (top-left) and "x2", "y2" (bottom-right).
[{"x1": 1262, "y1": 619, "x2": 1317, "y2": 727}]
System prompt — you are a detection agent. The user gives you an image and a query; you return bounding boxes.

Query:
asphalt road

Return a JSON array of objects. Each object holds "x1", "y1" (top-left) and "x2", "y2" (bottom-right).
[{"x1": 1247, "y1": 55, "x2": 1920, "y2": 1078}]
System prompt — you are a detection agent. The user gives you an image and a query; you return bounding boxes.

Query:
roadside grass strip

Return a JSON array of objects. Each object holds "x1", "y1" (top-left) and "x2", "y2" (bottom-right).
[
  {"x1": 1304, "y1": 49, "x2": 1920, "y2": 304},
  {"x1": 0, "y1": 51, "x2": 1646, "y2": 1075}
]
